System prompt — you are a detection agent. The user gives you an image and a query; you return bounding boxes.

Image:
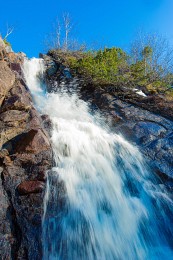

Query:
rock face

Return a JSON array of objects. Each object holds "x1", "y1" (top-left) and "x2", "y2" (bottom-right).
[
  {"x1": 0, "y1": 42, "x2": 52, "y2": 259},
  {"x1": 0, "y1": 61, "x2": 15, "y2": 106},
  {"x1": 81, "y1": 89, "x2": 173, "y2": 180}
]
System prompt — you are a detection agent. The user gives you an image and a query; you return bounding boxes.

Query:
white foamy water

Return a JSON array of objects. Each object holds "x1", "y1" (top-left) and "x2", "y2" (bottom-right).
[
  {"x1": 22, "y1": 58, "x2": 173, "y2": 260},
  {"x1": 22, "y1": 58, "x2": 45, "y2": 92}
]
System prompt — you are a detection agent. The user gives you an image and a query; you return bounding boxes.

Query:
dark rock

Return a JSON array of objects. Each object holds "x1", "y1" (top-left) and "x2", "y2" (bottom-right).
[
  {"x1": 41, "y1": 114, "x2": 53, "y2": 136},
  {"x1": 47, "y1": 62, "x2": 58, "y2": 76},
  {"x1": 63, "y1": 67, "x2": 72, "y2": 79},
  {"x1": 77, "y1": 84, "x2": 173, "y2": 179},
  {"x1": 0, "y1": 172, "x2": 12, "y2": 260},
  {"x1": 134, "y1": 122, "x2": 166, "y2": 137},
  {"x1": 10, "y1": 62, "x2": 22, "y2": 76},
  {"x1": 36, "y1": 170, "x2": 47, "y2": 181},
  {"x1": 17, "y1": 180, "x2": 45, "y2": 195},
  {"x1": 110, "y1": 110, "x2": 123, "y2": 123},
  {"x1": 40, "y1": 54, "x2": 58, "y2": 76},
  {"x1": 133, "y1": 122, "x2": 166, "y2": 144}
]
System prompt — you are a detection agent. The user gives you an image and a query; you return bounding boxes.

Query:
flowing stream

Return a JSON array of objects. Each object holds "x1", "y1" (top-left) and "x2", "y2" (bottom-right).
[{"x1": 22, "y1": 58, "x2": 173, "y2": 260}]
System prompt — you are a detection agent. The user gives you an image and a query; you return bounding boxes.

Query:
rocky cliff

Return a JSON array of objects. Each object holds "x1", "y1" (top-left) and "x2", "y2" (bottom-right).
[
  {"x1": 0, "y1": 39, "x2": 173, "y2": 259},
  {"x1": 0, "y1": 37, "x2": 52, "y2": 259}
]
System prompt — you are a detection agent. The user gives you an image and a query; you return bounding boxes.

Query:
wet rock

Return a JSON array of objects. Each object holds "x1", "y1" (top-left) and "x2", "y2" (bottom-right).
[
  {"x1": 133, "y1": 122, "x2": 166, "y2": 144},
  {"x1": 40, "y1": 54, "x2": 58, "y2": 76},
  {"x1": 78, "y1": 85, "x2": 173, "y2": 179},
  {"x1": 17, "y1": 180, "x2": 45, "y2": 195},
  {"x1": 47, "y1": 61, "x2": 58, "y2": 76},
  {"x1": 110, "y1": 110, "x2": 123, "y2": 123},
  {"x1": 63, "y1": 67, "x2": 72, "y2": 79},
  {"x1": 41, "y1": 114, "x2": 53, "y2": 136}
]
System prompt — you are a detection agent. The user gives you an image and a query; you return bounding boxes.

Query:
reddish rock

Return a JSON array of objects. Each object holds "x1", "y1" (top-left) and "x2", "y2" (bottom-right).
[
  {"x1": 17, "y1": 180, "x2": 45, "y2": 195},
  {"x1": 37, "y1": 170, "x2": 47, "y2": 181},
  {"x1": 15, "y1": 129, "x2": 50, "y2": 154},
  {"x1": 10, "y1": 62, "x2": 22, "y2": 75}
]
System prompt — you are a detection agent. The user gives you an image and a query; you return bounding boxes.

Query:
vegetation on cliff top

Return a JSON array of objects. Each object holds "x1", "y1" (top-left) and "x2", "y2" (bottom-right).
[{"x1": 48, "y1": 43, "x2": 173, "y2": 98}]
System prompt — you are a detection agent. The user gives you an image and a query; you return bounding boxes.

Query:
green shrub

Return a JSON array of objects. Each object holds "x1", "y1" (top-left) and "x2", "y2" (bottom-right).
[
  {"x1": 48, "y1": 47, "x2": 173, "y2": 94},
  {"x1": 66, "y1": 48, "x2": 128, "y2": 85}
]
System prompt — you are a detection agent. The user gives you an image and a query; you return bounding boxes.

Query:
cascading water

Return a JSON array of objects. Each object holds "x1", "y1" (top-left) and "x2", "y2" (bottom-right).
[{"x1": 22, "y1": 58, "x2": 173, "y2": 260}]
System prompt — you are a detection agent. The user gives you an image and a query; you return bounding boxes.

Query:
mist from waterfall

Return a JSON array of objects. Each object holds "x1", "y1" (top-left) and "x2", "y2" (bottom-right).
[{"x1": 22, "y1": 58, "x2": 173, "y2": 260}]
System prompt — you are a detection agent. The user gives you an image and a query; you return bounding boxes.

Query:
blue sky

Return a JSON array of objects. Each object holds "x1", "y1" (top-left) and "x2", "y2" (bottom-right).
[{"x1": 1, "y1": 0, "x2": 173, "y2": 57}]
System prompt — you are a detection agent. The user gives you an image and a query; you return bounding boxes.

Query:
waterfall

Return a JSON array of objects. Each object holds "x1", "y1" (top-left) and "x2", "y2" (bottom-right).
[{"x1": 22, "y1": 58, "x2": 173, "y2": 260}]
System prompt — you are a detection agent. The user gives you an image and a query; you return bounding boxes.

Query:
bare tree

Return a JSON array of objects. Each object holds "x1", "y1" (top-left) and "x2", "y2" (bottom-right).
[
  {"x1": 56, "y1": 20, "x2": 61, "y2": 49},
  {"x1": 0, "y1": 24, "x2": 14, "y2": 43},
  {"x1": 3, "y1": 24, "x2": 14, "y2": 40},
  {"x1": 131, "y1": 30, "x2": 173, "y2": 79},
  {"x1": 49, "y1": 13, "x2": 73, "y2": 51},
  {"x1": 46, "y1": 13, "x2": 82, "y2": 52},
  {"x1": 4, "y1": 28, "x2": 13, "y2": 40},
  {"x1": 63, "y1": 13, "x2": 73, "y2": 51}
]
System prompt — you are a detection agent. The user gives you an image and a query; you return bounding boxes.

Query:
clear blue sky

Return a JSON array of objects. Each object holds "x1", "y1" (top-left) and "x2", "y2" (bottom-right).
[{"x1": 1, "y1": 0, "x2": 173, "y2": 57}]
